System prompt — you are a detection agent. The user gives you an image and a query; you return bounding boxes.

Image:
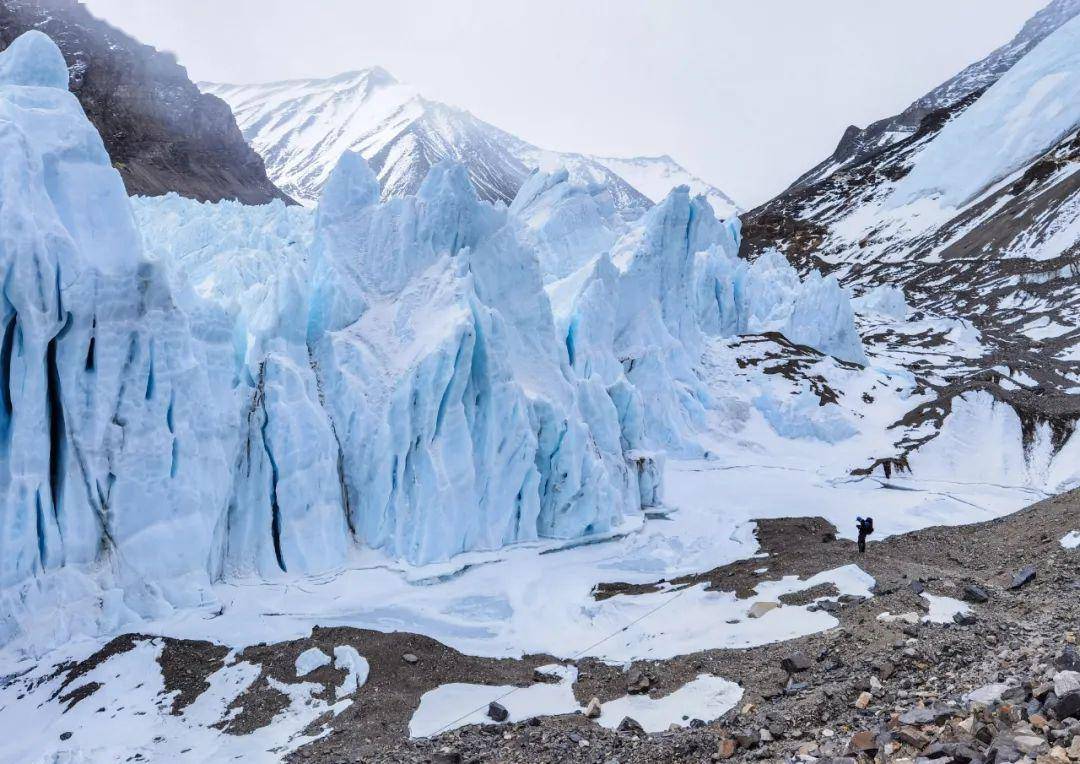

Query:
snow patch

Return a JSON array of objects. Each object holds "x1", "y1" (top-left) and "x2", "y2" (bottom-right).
[{"x1": 296, "y1": 647, "x2": 332, "y2": 676}]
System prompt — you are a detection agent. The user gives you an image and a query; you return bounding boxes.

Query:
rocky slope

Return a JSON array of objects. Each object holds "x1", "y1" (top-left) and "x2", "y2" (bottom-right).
[
  {"x1": 791, "y1": 0, "x2": 1080, "y2": 189},
  {"x1": 0, "y1": 0, "x2": 290, "y2": 204},
  {"x1": 203, "y1": 70, "x2": 738, "y2": 217},
  {"x1": 741, "y1": 9, "x2": 1080, "y2": 478},
  {"x1": 7, "y1": 486, "x2": 1079, "y2": 763}
]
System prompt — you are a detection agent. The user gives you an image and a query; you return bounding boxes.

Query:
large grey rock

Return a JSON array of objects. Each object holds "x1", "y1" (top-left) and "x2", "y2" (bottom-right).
[
  {"x1": 782, "y1": 652, "x2": 812, "y2": 674},
  {"x1": 1054, "y1": 690, "x2": 1080, "y2": 720},
  {"x1": 962, "y1": 584, "x2": 990, "y2": 603},
  {"x1": 1008, "y1": 565, "x2": 1037, "y2": 590},
  {"x1": 626, "y1": 668, "x2": 651, "y2": 694},
  {"x1": 899, "y1": 704, "x2": 953, "y2": 725},
  {"x1": 1057, "y1": 645, "x2": 1080, "y2": 672},
  {"x1": 1054, "y1": 671, "x2": 1080, "y2": 698}
]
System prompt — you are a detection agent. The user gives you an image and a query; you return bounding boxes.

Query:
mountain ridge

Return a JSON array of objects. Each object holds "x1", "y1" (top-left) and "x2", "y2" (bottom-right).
[
  {"x1": 0, "y1": 0, "x2": 291, "y2": 205},
  {"x1": 202, "y1": 68, "x2": 738, "y2": 217},
  {"x1": 790, "y1": 0, "x2": 1080, "y2": 190}
]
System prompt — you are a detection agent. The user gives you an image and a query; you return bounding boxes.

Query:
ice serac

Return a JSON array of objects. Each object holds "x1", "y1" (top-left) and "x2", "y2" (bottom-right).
[
  {"x1": 0, "y1": 32, "x2": 233, "y2": 633},
  {"x1": 733, "y1": 251, "x2": 867, "y2": 365},
  {"x1": 508, "y1": 168, "x2": 620, "y2": 283},
  {"x1": 525, "y1": 172, "x2": 866, "y2": 454},
  {"x1": 134, "y1": 193, "x2": 349, "y2": 580},
  {"x1": 307, "y1": 153, "x2": 639, "y2": 564}
]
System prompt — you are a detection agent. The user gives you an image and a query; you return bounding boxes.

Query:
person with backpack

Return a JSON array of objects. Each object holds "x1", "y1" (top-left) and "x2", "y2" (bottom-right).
[{"x1": 856, "y1": 516, "x2": 874, "y2": 554}]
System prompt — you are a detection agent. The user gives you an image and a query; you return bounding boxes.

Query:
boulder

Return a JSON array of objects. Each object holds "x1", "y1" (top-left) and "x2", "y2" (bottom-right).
[
  {"x1": 846, "y1": 730, "x2": 878, "y2": 756},
  {"x1": 897, "y1": 726, "x2": 930, "y2": 748},
  {"x1": 1054, "y1": 671, "x2": 1080, "y2": 698},
  {"x1": 584, "y1": 697, "x2": 602, "y2": 719},
  {"x1": 1008, "y1": 565, "x2": 1037, "y2": 590},
  {"x1": 953, "y1": 611, "x2": 977, "y2": 626},
  {"x1": 962, "y1": 584, "x2": 990, "y2": 603},
  {"x1": 487, "y1": 702, "x2": 509, "y2": 722},
  {"x1": 617, "y1": 717, "x2": 645, "y2": 736},
  {"x1": 899, "y1": 704, "x2": 953, "y2": 725},
  {"x1": 782, "y1": 652, "x2": 812, "y2": 673},
  {"x1": 748, "y1": 602, "x2": 780, "y2": 619},
  {"x1": 626, "y1": 668, "x2": 651, "y2": 694},
  {"x1": 1053, "y1": 690, "x2": 1080, "y2": 720},
  {"x1": 1057, "y1": 646, "x2": 1080, "y2": 672}
]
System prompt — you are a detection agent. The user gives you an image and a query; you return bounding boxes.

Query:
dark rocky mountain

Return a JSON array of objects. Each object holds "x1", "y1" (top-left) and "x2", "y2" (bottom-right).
[
  {"x1": 0, "y1": 0, "x2": 291, "y2": 204},
  {"x1": 790, "y1": 0, "x2": 1080, "y2": 190}
]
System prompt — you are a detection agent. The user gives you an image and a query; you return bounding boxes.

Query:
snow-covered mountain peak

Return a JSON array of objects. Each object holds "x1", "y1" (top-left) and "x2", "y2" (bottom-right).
[
  {"x1": 203, "y1": 68, "x2": 737, "y2": 220},
  {"x1": 588, "y1": 153, "x2": 741, "y2": 218},
  {"x1": 891, "y1": 12, "x2": 1080, "y2": 209}
]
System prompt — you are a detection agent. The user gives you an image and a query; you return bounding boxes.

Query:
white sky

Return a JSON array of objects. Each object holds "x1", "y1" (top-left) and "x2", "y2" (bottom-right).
[{"x1": 83, "y1": 0, "x2": 1045, "y2": 207}]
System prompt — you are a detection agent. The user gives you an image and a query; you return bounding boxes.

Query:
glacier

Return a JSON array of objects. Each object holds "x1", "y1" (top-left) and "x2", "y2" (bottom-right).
[
  {"x1": 0, "y1": 31, "x2": 236, "y2": 640},
  {"x1": 0, "y1": 31, "x2": 870, "y2": 646}
]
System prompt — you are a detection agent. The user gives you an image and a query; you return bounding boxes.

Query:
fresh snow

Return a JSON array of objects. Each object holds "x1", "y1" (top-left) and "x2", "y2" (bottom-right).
[
  {"x1": 594, "y1": 674, "x2": 743, "y2": 732},
  {"x1": 409, "y1": 665, "x2": 742, "y2": 737},
  {"x1": 202, "y1": 69, "x2": 735, "y2": 219},
  {"x1": 0, "y1": 638, "x2": 345, "y2": 763},
  {"x1": 409, "y1": 664, "x2": 579, "y2": 737},
  {"x1": 892, "y1": 14, "x2": 1080, "y2": 208},
  {"x1": 921, "y1": 594, "x2": 971, "y2": 624},
  {"x1": 588, "y1": 154, "x2": 741, "y2": 219}
]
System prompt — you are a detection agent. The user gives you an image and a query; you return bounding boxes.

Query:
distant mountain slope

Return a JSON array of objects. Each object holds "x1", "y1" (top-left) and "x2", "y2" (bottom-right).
[
  {"x1": 0, "y1": 0, "x2": 290, "y2": 204},
  {"x1": 203, "y1": 69, "x2": 735, "y2": 216},
  {"x1": 589, "y1": 154, "x2": 740, "y2": 218},
  {"x1": 791, "y1": 0, "x2": 1080, "y2": 189},
  {"x1": 742, "y1": 12, "x2": 1080, "y2": 404}
]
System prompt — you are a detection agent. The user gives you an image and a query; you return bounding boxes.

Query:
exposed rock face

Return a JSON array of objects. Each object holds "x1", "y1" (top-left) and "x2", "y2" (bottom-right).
[
  {"x1": 740, "y1": 11, "x2": 1080, "y2": 432},
  {"x1": 0, "y1": 0, "x2": 291, "y2": 204},
  {"x1": 790, "y1": 0, "x2": 1080, "y2": 189}
]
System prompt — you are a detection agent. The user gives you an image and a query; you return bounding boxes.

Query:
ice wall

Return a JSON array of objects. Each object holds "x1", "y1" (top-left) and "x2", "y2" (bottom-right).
[
  {"x1": 307, "y1": 157, "x2": 639, "y2": 562},
  {"x1": 0, "y1": 33, "x2": 234, "y2": 637},
  {"x1": 521, "y1": 172, "x2": 868, "y2": 456}
]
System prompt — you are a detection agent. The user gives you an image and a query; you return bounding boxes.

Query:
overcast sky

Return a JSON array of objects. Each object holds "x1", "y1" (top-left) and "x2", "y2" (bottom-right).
[{"x1": 83, "y1": 0, "x2": 1045, "y2": 206}]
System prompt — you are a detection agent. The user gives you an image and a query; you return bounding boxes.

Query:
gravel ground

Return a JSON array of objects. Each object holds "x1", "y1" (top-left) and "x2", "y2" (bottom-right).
[{"x1": 36, "y1": 489, "x2": 1080, "y2": 763}]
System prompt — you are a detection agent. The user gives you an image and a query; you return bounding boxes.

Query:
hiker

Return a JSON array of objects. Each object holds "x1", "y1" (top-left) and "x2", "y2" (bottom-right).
[{"x1": 856, "y1": 516, "x2": 874, "y2": 554}]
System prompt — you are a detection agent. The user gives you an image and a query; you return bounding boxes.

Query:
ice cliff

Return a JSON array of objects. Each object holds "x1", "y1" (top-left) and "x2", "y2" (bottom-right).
[
  {"x1": 0, "y1": 32, "x2": 868, "y2": 645},
  {"x1": 0, "y1": 32, "x2": 235, "y2": 640}
]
